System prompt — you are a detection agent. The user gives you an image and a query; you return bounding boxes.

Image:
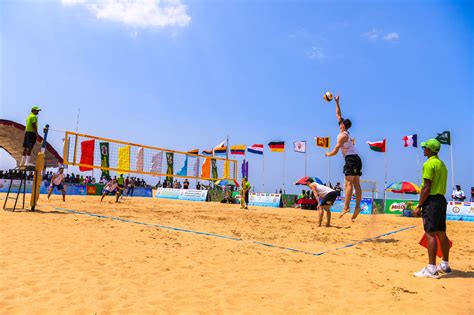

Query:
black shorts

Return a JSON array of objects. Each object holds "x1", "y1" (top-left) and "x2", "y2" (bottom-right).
[
  {"x1": 23, "y1": 132, "x2": 37, "y2": 149},
  {"x1": 343, "y1": 154, "x2": 362, "y2": 176},
  {"x1": 422, "y1": 194, "x2": 447, "y2": 232},
  {"x1": 320, "y1": 191, "x2": 339, "y2": 206}
]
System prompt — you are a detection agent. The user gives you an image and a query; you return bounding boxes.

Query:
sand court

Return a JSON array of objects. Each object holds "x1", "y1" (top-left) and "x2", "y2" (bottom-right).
[{"x1": 1, "y1": 194, "x2": 473, "y2": 313}]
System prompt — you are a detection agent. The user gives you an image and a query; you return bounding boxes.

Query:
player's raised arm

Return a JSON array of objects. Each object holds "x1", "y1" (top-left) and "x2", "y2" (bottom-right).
[
  {"x1": 325, "y1": 133, "x2": 347, "y2": 157},
  {"x1": 335, "y1": 95, "x2": 342, "y2": 123}
]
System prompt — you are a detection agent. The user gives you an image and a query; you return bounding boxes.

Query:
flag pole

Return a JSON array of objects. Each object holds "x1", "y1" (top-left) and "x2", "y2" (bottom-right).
[
  {"x1": 416, "y1": 147, "x2": 420, "y2": 185},
  {"x1": 450, "y1": 130, "x2": 455, "y2": 190},
  {"x1": 262, "y1": 153, "x2": 265, "y2": 192},
  {"x1": 304, "y1": 148, "x2": 308, "y2": 177},
  {"x1": 327, "y1": 149, "x2": 330, "y2": 185},
  {"x1": 384, "y1": 140, "x2": 388, "y2": 207},
  {"x1": 282, "y1": 149, "x2": 286, "y2": 193}
]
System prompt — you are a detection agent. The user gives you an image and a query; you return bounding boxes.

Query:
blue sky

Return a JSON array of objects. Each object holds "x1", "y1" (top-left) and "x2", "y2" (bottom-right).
[{"x1": 1, "y1": 0, "x2": 472, "y2": 195}]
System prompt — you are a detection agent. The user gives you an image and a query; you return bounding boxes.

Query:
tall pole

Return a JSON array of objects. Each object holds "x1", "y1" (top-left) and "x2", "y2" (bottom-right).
[
  {"x1": 383, "y1": 151, "x2": 386, "y2": 205},
  {"x1": 304, "y1": 150, "x2": 308, "y2": 177},
  {"x1": 282, "y1": 150, "x2": 286, "y2": 193},
  {"x1": 449, "y1": 130, "x2": 455, "y2": 190},
  {"x1": 327, "y1": 149, "x2": 330, "y2": 185},
  {"x1": 416, "y1": 148, "x2": 420, "y2": 185},
  {"x1": 262, "y1": 153, "x2": 265, "y2": 192},
  {"x1": 75, "y1": 108, "x2": 80, "y2": 133}
]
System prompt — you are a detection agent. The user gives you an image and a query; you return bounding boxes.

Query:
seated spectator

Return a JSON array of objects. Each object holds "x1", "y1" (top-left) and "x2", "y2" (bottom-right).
[{"x1": 452, "y1": 185, "x2": 466, "y2": 201}]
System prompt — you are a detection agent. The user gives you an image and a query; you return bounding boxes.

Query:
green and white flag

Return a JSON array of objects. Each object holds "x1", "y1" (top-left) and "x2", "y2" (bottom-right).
[{"x1": 435, "y1": 131, "x2": 451, "y2": 145}]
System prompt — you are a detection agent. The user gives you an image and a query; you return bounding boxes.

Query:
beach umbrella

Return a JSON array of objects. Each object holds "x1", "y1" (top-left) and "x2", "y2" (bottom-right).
[
  {"x1": 294, "y1": 176, "x2": 324, "y2": 185},
  {"x1": 386, "y1": 181, "x2": 421, "y2": 194},
  {"x1": 215, "y1": 179, "x2": 240, "y2": 187}
]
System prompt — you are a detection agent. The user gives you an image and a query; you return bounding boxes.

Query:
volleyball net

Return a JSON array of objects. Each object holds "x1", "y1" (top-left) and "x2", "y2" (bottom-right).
[{"x1": 62, "y1": 131, "x2": 238, "y2": 181}]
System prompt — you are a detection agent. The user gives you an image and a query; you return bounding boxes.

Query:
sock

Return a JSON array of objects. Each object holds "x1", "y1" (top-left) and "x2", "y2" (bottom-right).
[
  {"x1": 428, "y1": 264, "x2": 437, "y2": 273},
  {"x1": 25, "y1": 156, "x2": 31, "y2": 165},
  {"x1": 441, "y1": 260, "x2": 450, "y2": 267},
  {"x1": 20, "y1": 156, "x2": 26, "y2": 166}
]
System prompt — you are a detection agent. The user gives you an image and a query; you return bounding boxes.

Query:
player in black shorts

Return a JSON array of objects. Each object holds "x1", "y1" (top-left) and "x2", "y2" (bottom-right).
[
  {"x1": 325, "y1": 96, "x2": 363, "y2": 221},
  {"x1": 306, "y1": 178, "x2": 339, "y2": 227},
  {"x1": 21, "y1": 106, "x2": 41, "y2": 167}
]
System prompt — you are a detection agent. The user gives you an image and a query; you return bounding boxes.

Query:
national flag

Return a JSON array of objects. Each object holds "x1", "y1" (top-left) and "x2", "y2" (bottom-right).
[
  {"x1": 79, "y1": 139, "x2": 95, "y2": 171},
  {"x1": 268, "y1": 141, "x2": 285, "y2": 152},
  {"x1": 231, "y1": 145, "x2": 246, "y2": 155},
  {"x1": 293, "y1": 141, "x2": 306, "y2": 153},
  {"x1": 402, "y1": 134, "x2": 417, "y2": 148},
  {"x1": 436, "y1": 131, "x2": 451, "y2": 145},
  {"x1": 247, "y1": 144, "x2": 264, "y2": 155},
  {"x1": 366, "y1": 139, "x2": 386, "y2": 152},
  {"x1": 315, "y1": 137, "x2": 330, "y2": 148},
  {"x1": 214, "y1": 146, "x2": 227, "y2": 156},
  {"x1": 187, "y1": 149, "x2": 199, "y2": 155},
  {"x1": 201, "y1": 149, "x2": 213, "y2": 156}
]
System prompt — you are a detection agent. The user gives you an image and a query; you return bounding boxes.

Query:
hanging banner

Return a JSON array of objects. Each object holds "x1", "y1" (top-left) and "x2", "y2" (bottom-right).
[
  {"x1": 201, "y1": 158, "x2": 210, "y2": 178},
  {"x1": 166, "y1": 152, "x2": 174, "y2": 182},
  {"x1": 79, "y1": 139, "x2": 95, "y2": 171},
  {"x1": 136, "y1": 147, "x2": 144, "y2": 172},
  {"x1": 211, "y1": 158, "x2": 218, "y2": 179},
  {"x1": 177, "y1": 156, "x2": 188, "y2": 176},
  {"x1": 99, "y1": 142, "x2": 109, "y2": 178},
  {"x1": 117, "y1": 145, "x2": 130, "y2": 174},
  {"x1": 223, "y1": 160, "x2": 230, "y2": 178},
  {"x1": 151, "y1": 151, "x2": 163, "y2": 174}
]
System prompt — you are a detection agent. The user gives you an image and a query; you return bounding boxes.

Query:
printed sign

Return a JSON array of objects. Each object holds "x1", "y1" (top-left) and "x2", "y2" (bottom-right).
[
  {"x1": 0, "y1": 179, "x2": 33, "y2": 193},
  {"x1": 248, "y1": 192, "x2": 281, "y2": 208},
  {"x1": 447, "y1": 201, "x2": 474, "y2": 220},
  {"x1": 330, "y1": 197, "x2": 373, "y2": 215},
  {"x1": 384, "y1": 199, "x2": 419, "y2": 215},
  {"x1": 155, "y1": 188, "x2": 208, "y2": 202}
]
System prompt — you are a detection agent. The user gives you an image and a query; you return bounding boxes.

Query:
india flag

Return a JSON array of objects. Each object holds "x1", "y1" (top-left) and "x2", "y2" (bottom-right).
[
  {"x1": 366, "y1": 139, "x2": 386, "y2": 152},
  {"x1": 402, "y1": 134, "x2": 417, "y2": 148}
]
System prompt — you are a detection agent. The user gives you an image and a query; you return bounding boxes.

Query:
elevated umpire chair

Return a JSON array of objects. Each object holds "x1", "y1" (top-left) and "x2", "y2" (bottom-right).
[{"x1": 3, "y1": 166, "x2": 36, "y2": 212}]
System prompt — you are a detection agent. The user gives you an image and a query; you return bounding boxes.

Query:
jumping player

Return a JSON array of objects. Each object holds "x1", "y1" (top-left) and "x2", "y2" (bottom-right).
[
  {"x1": 47, "y1": 167, "x2": 66, "y2": 201},
  {"x1": 101, "y1": 178, "x2": 121, "y2": 202},
  {"x1": 305, "y1": 178, "x2": 339, "y2": 227},
  {"x1": 20, "y1": 106, "x2": 41, "y2": 167},
  {"x1": 325, "y1": 96, "x2": 363, "y2": 221}
]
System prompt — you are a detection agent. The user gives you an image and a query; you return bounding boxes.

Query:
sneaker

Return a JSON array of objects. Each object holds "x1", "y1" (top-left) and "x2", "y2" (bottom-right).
[
  {"x1": 413, "y1": 267, "x2": 440, "y2": 279},
  {"x1": 437, "y1": 264, "x2": 452, "y2": 274}
]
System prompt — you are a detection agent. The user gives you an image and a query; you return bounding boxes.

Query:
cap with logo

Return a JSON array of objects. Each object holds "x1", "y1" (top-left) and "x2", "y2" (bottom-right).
[
  {"x1": 421, "y1": 138, "x2": 441, "y2": 153},
  {"x1": 31, "y1": 106, "x2": 41, "y2": 111}
]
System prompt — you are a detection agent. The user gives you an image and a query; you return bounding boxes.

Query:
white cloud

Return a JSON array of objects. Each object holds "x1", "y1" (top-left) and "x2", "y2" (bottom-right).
[
  {"x1": 362, "y1": 28, "x2": 381, "y2": 40},
  {"x1": 383, "y1": 32, "x2": 400, "y2": 41},
  {"x1": 61, "y1": 0, "x2": 191, "y2": 29},
  {"x1": 306, "y1": 46, "x2": 324, "y2": 61}
]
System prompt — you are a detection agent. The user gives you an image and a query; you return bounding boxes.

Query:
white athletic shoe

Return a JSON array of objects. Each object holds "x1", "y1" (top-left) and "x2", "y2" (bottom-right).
[
  {"x1": 437, "y1": 264, "x2": 452, "y2": 274},
  {"x1": 413, "y1": 267, "x2": 440, "y2": 279}
]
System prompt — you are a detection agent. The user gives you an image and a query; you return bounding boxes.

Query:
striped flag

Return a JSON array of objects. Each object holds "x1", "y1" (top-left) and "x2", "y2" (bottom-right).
[
  {"x1": 366, "y1": 139, "x2": 386, "y2": 152},
  {"x1": 201, "y1": 149, "x2": 213, "y2": 156},
  {"x1": 293, "y1": 141, "x2": 306, "y2": 153},
  {"x1": 402, "y1": 134, "x2": 417, "y2": 148},
  {"x1": 187, "y1": 149, "x2": 199, "y2": 155},
  {"x1": 268, "y1": 141, "x2": 285, "y2": 152},
  {"x1": 231, "y1": 145, "x2": 246, "y2": 155},
  {"x1": 214, "y1": 147, "x2": 227, "y2": 156},
  {"x1": 247, "y1": 144, "x2": 264, "y2": 155},
  {"x1": 315, "y1": 137, "x2": 330, "y2": 148}
]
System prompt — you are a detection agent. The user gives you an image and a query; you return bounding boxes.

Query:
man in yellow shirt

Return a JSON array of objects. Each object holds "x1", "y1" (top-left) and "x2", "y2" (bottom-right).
[
  {"x1": 413, "y1": 138, "x2": 450, "y2": 279},
  {"x1": 21, "y1": 106, "x2": 41, "y2": 167}
]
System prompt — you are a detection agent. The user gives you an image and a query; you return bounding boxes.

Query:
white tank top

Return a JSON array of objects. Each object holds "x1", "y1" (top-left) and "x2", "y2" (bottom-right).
[
  {"x1": 314, "y1": 183, "x2": 334, "y2": 198},
  {"x1": 339, "y1": 131, "x2": 358, "y2": 156},
  {"x1": 52, "y1": 173, "x2": 65, "y2": 185}
]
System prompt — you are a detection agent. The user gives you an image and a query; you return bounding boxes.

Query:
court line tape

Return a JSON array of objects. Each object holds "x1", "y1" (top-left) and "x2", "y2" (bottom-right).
[{"x1": 55, "y1": 207, "x2": 416, "y2": 257}]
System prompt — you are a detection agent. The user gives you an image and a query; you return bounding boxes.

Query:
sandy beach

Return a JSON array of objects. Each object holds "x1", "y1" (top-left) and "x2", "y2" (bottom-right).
[{"x1": 1, "y1": 194, "x2": 473, "y2": 314}]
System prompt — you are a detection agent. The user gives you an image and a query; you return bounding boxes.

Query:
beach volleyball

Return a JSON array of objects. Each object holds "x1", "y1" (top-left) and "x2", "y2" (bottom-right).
[{"x1": 323, "y1": 91, "x2": 333, "y2": 102}]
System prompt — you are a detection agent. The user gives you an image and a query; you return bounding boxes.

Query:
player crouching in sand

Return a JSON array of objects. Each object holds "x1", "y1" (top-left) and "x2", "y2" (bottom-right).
[
  {"x1": 47, "y1": 167, "x2": 66, "y2": 202},
  {"x1": 101, "y1": 178, "x2": 121, "y2": 203},
  {"x1": 305, "y1": 178, "x2": 339, "y2": 227}
]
